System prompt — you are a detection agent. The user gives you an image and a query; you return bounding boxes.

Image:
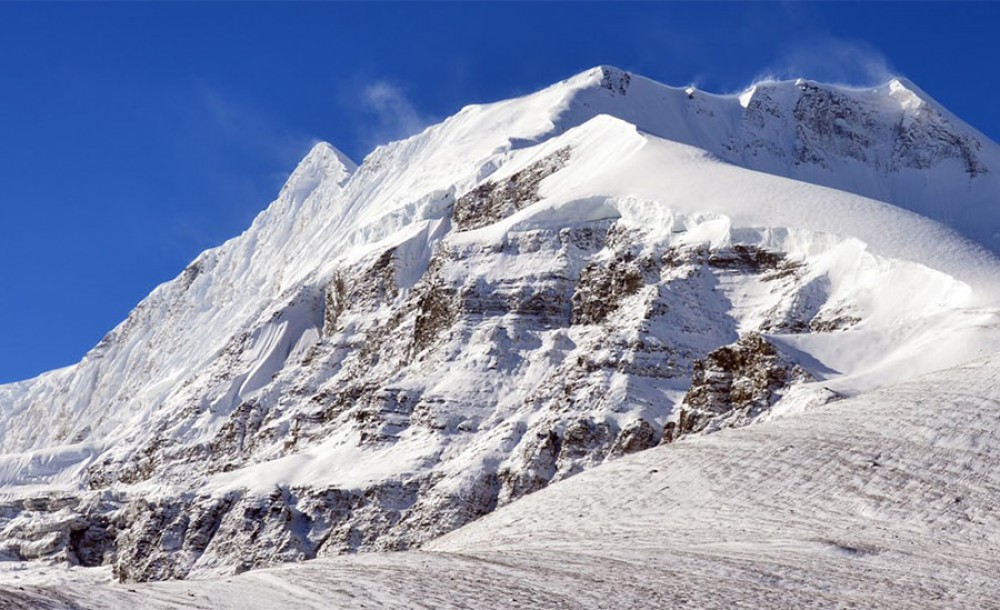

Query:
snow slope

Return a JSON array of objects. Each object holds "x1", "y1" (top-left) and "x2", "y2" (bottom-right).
[
  {"x1": 6, "y1": 351, "x2": 1000, "y2": 608},
  {"x1": 1, "y1": 66, "x2": 1000, "y2": 581}
]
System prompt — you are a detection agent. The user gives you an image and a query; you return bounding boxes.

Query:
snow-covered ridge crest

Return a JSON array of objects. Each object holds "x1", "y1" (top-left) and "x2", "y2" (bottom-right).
[
  {"x1": 2, "y1": 65, "x2": 1000, "y2": 581},
  {"x1": 551, "y1": 67, "x2": 1000, "y2": 248},
  {"x1": 281, "y1": 141, "x2": 357, "y2": 205}
]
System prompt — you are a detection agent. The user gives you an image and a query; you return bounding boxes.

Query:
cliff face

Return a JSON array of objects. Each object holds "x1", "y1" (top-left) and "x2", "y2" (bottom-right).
[{"x1": 2, "y1": 67, "x2": 1000, "y2": 581}]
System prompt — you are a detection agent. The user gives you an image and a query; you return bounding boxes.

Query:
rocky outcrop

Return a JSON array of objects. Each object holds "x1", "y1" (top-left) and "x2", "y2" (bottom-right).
[
  {"x1": 452, "y1": 146, "x2": 571, "y2": 231},
  {"x1": 412, "y1": 275, "x2": 457, "y2": 358},
  {"x1": 598, "y1": 66, "x2": 631, "y2": 95},
  {"x1": 736, "y1": 79, "x2": 989, "y2": 178},
  {"x1": 0, "y1": 493, "x2": 117, "y2": 567},
  {"x1": 571, "y1": 250, "x2": 652, "y2": 325},
  {"x1": 892, "y1": 101, "x2": 988, "y2": 177},
  {"x1": 609, "y1": 419, "x2": 657, "y2": 458},
  {"x1": 662, "y1": 333, "x2": 812, "y2": 443}
]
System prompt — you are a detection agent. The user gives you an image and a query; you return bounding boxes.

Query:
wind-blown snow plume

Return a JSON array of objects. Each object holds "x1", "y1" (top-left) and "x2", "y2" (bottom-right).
[
  {"x1": 359, "y1": 80, "x2": 435, "y2": 150},
  {"x1": 754, "y1": 36, "x2": 897, "y2": 88}
]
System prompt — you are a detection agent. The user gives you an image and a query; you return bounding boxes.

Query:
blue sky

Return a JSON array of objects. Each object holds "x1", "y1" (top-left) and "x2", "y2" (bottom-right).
[{"x1": 1, "y1": 2, "x2": 999, "y2": 383}]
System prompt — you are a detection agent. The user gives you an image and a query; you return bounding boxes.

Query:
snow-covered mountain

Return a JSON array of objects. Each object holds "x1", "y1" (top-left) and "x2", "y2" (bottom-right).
[{"x1": 2, "y1": 66, "x2": 1000, "y2": 582}]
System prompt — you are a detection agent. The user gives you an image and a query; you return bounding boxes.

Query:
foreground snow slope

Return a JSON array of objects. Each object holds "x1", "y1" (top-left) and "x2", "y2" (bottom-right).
[
  {"x1": 2, "y1": 65, "x2": 1000, "y2": 580},
  {"x1": 5, "y1": 352, "x2": 1000, "y2": 608}
]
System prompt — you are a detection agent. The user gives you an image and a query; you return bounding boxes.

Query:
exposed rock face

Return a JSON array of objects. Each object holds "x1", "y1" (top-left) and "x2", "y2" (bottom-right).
[
  {"x1": 108, "y1": 479, "x2": 434, "y2": 581},
  {"x1": 571, "y1": 248, "x2": 651, "y2": 325},
  {"x1": 453, "y1": 146, "x2": 571, "y2": 231},
  {"x1": 736, "y1": 79, "x2": 989, "y2": 179},
  {"x1": 662, "y1": 333, "x2": 813, "y2": 443},
  {"x1": 609, "y1": 418, "x2": 657, "y2": 457},
  {"x1": 0, "y1": 493, "x2": 117, "y2": 567},
  {"x1": 598, "y1": 66, "x2": 631, "y2": 95}
]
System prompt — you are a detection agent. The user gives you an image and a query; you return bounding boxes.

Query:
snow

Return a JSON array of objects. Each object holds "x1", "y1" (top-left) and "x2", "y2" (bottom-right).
[
  {"x1": 0, "y1": 443, "x2": 103, "y2": 497},
  {"x1": 208, "y1": 428, "x2": 438, "y2": 495},
  {"x1": 441, "y1": 114, "x2": 1000, "y2": 397},
  {"x1": 6, "y1": 352, "x2": 1000, "y2": 608},
  {"x1": 2, "y1": 64, "x2": 1000, "y2": 598},
  {"x1": 520, "y1": 113, "x2": 1000, "y2": 298}
]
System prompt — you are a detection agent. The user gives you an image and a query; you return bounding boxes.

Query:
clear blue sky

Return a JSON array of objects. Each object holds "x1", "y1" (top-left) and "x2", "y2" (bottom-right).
[{"x1": 1, "y1": 2, "x2": 998, "y2": 383}]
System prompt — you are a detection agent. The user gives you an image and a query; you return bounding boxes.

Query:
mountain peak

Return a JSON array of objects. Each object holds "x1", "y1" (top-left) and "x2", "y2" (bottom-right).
[
  {"x1": 302, "y1": 141, "x2": 357, "y2": 183},
  {"x1": 886, "y1": 76, "x2": 927, "y2": 106},
  {"x1": 4, "y1": 65, "x2": 1000, "y2": 587},
  {"x1": 279, "y1": 141, "x2": 356, "y2": 208}
]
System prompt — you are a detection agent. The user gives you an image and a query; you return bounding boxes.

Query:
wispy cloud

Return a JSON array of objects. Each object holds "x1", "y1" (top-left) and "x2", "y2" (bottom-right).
[
  {"x1": 148, "y1": 87, "x2": 321, "y2": 260},
  {"x1": 358, "y1": 80, "x2": 435, "y2": 152},
  {"x1": 201, "y1": 88, "x2": 315, "y2": 177},
  {"x1": 753, "y1": 37, "x2": 898, "y2": 88}
]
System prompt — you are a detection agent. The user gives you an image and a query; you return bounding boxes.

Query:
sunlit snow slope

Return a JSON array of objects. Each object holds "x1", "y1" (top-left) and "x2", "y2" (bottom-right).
[{"x1": 1, "y1": 66, "x2": 1000, "y2": 581}]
